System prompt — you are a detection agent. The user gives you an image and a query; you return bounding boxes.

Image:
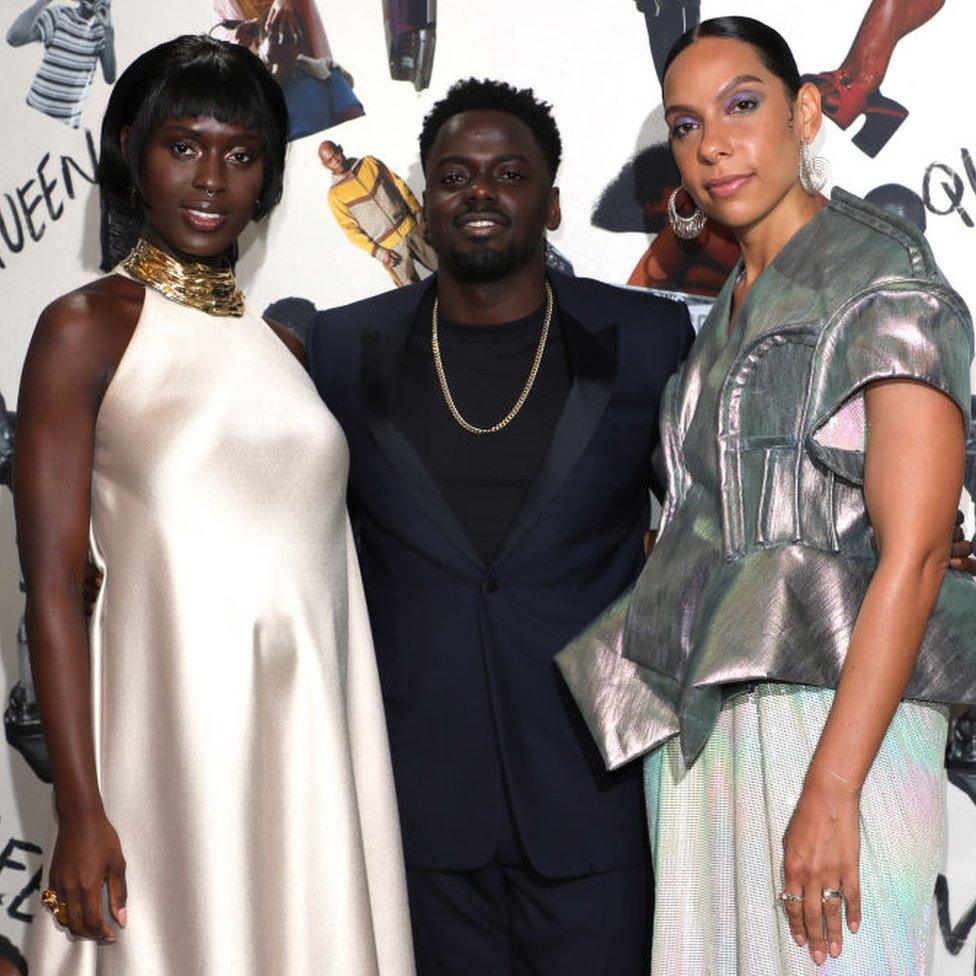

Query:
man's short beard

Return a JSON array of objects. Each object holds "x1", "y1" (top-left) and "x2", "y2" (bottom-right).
[{"x1": 442, "y1": 241, "x2": 520, "y2": 284}]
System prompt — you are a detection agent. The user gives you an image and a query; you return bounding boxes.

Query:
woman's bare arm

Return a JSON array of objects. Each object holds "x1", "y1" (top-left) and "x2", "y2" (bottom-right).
[
  {"x1": 782, "y1": 377, "x2": 965, "y2": 963},
  {"x1": 814, "y1": 379, "x2": 965, "y2": 785},
  {"x1": 14, "y1": 279, "x2": 141, "y2": 941}
]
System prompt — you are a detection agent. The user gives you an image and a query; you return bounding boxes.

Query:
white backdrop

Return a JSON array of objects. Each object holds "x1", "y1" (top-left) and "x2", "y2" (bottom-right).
[{"x1": 0, "y1": 0, "x2": 974, "y2": 969}]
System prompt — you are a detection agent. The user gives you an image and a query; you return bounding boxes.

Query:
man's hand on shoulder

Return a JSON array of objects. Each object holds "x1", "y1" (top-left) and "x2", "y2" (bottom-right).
[{"x1": 950, "y1": 510, "x2": 975, "y2": 575}]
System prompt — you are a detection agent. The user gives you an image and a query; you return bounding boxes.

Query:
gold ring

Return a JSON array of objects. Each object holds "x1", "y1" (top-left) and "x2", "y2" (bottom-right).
[
  {"x1": 41, "y1": 887, "x2": 68, "y2": 926},
  {"x1": 778, "y1": 891, "x2": 804, "y2": 904}
]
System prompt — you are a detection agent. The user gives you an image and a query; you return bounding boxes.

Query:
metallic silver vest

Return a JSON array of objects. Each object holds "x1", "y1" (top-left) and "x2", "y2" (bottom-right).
[{"x1": 557, "y1": 188, "x2": 976, "y2": 770}]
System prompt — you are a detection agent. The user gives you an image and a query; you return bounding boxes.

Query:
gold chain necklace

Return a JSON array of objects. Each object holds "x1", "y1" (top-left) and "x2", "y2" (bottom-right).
[
  {"x1": 122, "y1": 239, "x2": 245, "y2": 318},
  {"x1": 431, "y1": 283, "x2": 554, "y2": 436}
]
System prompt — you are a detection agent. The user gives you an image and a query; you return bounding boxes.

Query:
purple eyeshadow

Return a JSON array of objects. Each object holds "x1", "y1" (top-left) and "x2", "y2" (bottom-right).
[{"x1": 726, "y1": 90, "x2": 762, "y2": 112}]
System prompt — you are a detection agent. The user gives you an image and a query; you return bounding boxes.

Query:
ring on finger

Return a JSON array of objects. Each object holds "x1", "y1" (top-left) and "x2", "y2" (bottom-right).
[
  {"x1": 41, "y1": 887, "x2": 68, "y2": 926},
  {"x1": 778, "y1": 890, "x2": 804, "y2": 904},
  {"x1": 822, "y1": 887, "x2": 844, "y2": 904}
]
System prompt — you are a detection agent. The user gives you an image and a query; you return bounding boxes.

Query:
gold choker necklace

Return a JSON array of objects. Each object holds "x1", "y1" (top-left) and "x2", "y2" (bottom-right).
[{"x1": 122, "y1": 239, "x2": 245, "y2": 317}]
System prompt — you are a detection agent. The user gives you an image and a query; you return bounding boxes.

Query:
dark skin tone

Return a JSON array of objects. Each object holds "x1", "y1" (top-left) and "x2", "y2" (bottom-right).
[
  {"x1": 421, "y1": 109, "x2": 561, "y2": 325},
  {"x1": 418, "y1": 111, "x2": 976, "y2": 568},
  {"x1": 318, "y1": 139, "x2": 350, "y2": 174},
  {"x1": 13, "y1": 115, "x2": 302, "y2": 945},
  {"x1": 75, "y1": 110, "x2": 976, "y2": 959}
]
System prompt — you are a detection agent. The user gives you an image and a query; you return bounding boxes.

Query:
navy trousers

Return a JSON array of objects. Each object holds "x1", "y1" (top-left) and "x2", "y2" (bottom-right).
[{"x1": 405, "y1": 802, "x2": 651, "y2": 976}]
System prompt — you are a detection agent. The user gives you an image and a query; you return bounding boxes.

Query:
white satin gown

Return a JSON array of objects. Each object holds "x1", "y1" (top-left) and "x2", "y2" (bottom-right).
[{"x1": 28, "y1": 282, "x2": 416, "y2": 975}]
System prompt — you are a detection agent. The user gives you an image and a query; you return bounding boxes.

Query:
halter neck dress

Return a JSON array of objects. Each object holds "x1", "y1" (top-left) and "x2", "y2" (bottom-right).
[{"x1": 28, "y1": 279, "x2": 415, "y2": 975}]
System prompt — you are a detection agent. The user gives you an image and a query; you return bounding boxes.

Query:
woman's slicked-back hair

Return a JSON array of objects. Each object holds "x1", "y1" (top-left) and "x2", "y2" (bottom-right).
[
  {"x1": 98, "y1": 34, "x2": 288, "y2": 270},
  {"x1": 662, "y1": 16, "x2": 802, "y2": 100}
]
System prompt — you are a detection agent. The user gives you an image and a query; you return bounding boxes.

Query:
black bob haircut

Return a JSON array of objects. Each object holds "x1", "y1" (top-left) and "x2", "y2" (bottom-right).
[
  {"x1": 418, "y1": 78, "x2": 562, "y2": 182},
  {"x1": 97, "y1": 34, "x2": 288, "y2": 271},
  {"x1": 663, "y1": 16, "x2": 802, "y2": 100}
]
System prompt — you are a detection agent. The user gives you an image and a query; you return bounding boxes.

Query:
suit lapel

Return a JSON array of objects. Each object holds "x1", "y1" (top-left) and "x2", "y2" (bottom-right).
[
  {"x1": 361, "y1": 279, "x2": 485, "y2": 570},
  {"x1": 361, "y1": 272, "x2": 619, "y2": 571},
  {"x1": 493, "y1": 275, "x2": 618, "y2": 567}
]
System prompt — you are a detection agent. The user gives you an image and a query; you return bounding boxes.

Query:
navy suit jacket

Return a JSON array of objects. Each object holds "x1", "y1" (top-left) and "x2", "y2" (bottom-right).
[{"x1": 307, "y1": 270, "x2": 694, "y2": 877}]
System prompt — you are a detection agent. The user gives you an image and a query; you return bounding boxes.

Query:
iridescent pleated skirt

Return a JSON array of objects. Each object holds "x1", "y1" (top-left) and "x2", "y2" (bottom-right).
[{"x1": 644, "y1": 683, "x2": 947, "y2": 975}]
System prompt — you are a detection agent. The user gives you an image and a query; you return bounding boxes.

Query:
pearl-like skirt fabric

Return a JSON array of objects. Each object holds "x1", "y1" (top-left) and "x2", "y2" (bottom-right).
[{"x1": 644, "y1": 683, "x2": 947, "y2": 975}]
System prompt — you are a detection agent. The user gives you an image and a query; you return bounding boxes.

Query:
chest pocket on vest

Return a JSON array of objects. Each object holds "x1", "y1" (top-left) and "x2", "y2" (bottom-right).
[
  {"x1": 726, "y1": 331, "x2": 817, "y2": 551},
  {"x1": 756, "y1": 446, "x2": 797, "y2": 546}
]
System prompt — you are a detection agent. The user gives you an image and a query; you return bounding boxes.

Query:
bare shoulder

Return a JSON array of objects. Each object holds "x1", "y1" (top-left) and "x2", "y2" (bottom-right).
[
  {"x1": 26, "y1": 275, "x2": 146, "y2": 387},
  {"x1": 36, "y1": 274, "x2": 145, "y2": 346},
  {"x1": 264, "y1": 318, "x2": 308, "y2": 369}
]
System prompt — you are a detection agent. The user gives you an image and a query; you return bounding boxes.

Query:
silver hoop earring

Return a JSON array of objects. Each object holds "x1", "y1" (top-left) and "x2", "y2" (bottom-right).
[
  {"x1": 799, "y1": 139, "x2": 830, "y2": 195},
  {"x1": 667, "y1": 187, "x2": 707, "y2": 240}
]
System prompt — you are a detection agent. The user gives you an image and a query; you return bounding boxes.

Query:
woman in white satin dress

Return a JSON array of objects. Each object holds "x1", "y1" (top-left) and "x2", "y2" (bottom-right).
[{"x1": 14, "y1": 35, "x2": 414, "y2": 976}]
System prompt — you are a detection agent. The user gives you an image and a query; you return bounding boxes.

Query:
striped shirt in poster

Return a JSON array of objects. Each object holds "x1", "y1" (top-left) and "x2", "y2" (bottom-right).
[{"x1": 26, "y1": 4, "x2": 106, "y2": 129}]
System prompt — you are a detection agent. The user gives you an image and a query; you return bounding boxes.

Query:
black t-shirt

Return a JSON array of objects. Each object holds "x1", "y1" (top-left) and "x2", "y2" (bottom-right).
[{"x1": 392, "y1": 291, "x2": 572, "y2": 566}]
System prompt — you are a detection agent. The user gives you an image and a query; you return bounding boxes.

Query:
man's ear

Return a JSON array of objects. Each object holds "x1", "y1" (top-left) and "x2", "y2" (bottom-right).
[{"x1": 546, "y1": 185, "x2": 562, "y2": 233}]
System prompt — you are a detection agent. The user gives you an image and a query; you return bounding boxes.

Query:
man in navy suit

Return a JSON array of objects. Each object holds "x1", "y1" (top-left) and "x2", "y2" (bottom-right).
[{"x1": 306, "y1": 79, "x2": 694, "y2": 975}]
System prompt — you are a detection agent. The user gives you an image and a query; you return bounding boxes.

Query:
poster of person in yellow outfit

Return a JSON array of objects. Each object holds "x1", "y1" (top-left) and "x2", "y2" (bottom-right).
[{"x1": 319, "y1": 140, "x2": 436, "y2": 287}]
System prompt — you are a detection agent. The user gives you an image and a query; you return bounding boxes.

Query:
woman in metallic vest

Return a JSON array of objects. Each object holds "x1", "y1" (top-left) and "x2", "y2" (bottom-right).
[{"x1": 557, "y1": 16, "x2": 976, "y2": 975}]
